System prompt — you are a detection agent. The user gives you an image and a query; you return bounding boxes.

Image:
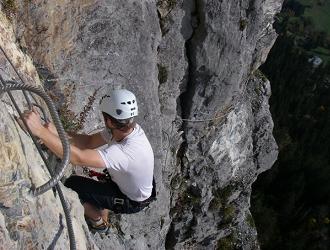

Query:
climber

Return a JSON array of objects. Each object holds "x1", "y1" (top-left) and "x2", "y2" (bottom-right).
[{"x1": 22, "y1": 89, "x2": 155, "y2": 233}]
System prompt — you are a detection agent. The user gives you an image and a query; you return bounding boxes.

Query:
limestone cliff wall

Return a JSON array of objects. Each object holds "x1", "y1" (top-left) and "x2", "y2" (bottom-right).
[
  {"x1": 0, "y1": 0, "x2": 282, "y2": 249},
  {"x1": 0, "y1": 11, "x2": 97, "y2": 250}
]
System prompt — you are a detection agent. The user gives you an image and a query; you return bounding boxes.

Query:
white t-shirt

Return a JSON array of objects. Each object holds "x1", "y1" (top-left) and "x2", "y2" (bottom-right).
[{"x1": 97, "y1": 124, "x2": 154, "y2": 201}]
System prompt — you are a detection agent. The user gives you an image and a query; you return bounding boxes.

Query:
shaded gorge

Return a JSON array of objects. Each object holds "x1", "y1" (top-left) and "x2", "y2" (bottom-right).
[{"x1": 251, "y1": 1, "x2": 330, "y2": 249}]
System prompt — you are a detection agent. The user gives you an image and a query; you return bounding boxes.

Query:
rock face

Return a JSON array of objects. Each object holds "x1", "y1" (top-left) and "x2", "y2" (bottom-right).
[
  {"x1": 0, "y1": 0, "x2": 282, "y2": 249},
  {"x1": 0, "y1": 12, "x2": 97, "y2": 250}
]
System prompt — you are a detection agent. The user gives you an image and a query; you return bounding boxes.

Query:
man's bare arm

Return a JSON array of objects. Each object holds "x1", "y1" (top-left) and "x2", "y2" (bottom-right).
[
  {"x1": 68, "y1": 132, "x2": 106, "y2": 149},
  {"x1": 45, "y1": 122, "x2": 107, "y2": 149},
  {"x1": 39, "y1": 128, "x2": 105, "y2": 168},
  {"x1": 23, "y1": 109, "x2": 106, "y2": 168}
]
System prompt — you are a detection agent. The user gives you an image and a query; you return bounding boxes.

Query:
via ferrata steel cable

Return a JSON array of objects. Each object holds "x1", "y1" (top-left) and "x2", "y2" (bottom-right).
[
  {"x1": 0, "y1": 79, "x2": 77, "y2": 250},
  {"x1": 0, "y1": 82, "x2": 70, "y2": 195}
]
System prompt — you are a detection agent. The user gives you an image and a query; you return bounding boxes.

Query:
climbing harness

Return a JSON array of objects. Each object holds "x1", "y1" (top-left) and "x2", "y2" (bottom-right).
[
  {"x1": 83, "y1": 167, "x2": 157, "y2": 213},
  {"x1": 0, "y1": 46, "x2": 76, "y2": 250}
]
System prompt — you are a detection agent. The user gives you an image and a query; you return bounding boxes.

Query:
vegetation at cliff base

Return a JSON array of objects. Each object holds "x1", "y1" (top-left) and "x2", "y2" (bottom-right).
[
  {"x1": 251, "y1": 0, "x2": 330, "y2": 249},
  {"x1": 276, "y1": 0, "x2": 330, "y2": 64},
  {"x1": 300, "y1": 0, "x2": 330, "y2": 33}
]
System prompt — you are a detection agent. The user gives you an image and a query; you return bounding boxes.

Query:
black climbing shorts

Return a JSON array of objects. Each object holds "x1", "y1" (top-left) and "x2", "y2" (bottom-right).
[{"x1": 64, "y1": 175, "x2": 147, "y2": 214}]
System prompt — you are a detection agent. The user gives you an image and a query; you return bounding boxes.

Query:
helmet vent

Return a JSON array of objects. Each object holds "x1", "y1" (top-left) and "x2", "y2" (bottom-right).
[{"x1": 100, "y1": 89, "x2": 138, "y2": 119}]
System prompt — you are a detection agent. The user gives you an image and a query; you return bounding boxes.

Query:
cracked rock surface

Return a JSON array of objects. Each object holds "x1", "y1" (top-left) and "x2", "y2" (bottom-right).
[{"x1": 0, "y1": 0, "x2": 282, "y2": 249}]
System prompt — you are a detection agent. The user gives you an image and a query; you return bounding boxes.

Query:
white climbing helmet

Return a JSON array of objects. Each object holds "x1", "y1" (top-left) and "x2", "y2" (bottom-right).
[{"x1": 100, "y1": 89, "x2": 138, "y2": 120}]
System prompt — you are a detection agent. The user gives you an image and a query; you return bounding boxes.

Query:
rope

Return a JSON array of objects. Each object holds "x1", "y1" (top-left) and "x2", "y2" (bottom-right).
[
  {"x1": 0, "y1": 46, "x2": 35, "y2": 109},
  {"x1": 0, "y1": 81, "x2": 77, "y2": 250},
  {"x1": 0, "y1": 83, "x2": 70, "y2": 195},
  {"x1": 5, "y1": 80, "x2": 49, "y2": 122}
]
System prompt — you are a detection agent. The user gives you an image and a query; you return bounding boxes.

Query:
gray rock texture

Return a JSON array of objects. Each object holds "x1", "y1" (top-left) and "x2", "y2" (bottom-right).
[
  {"x1": 0, "y1": 0, "x2": 282, "y2": 249},
  {"x1": 0, "y1": 12, "x2": 97, "y2": 250}
]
